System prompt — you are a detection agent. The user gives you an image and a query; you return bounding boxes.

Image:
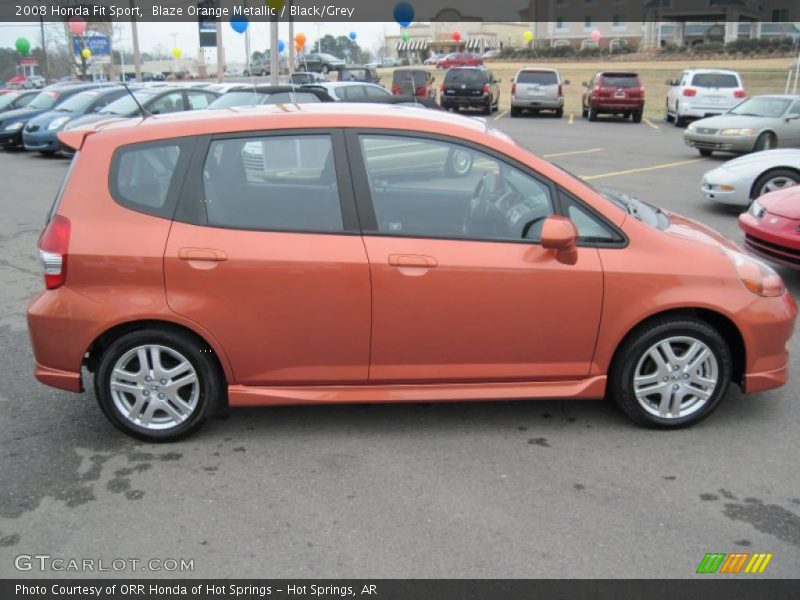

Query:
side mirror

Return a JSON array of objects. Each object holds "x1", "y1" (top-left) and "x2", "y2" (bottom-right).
[
  {"x1": 665, "y1": 79, "x2": 676, "y2": 86},
  {"x1": 786, "y1": 114, "x2": 800, "y2": 121},
  {"x1": 581, "y1": 81, "x2": 588, "y2": 87},
  {"x1": 541, "y1": 215, "x2": 579, "y2": 265},
  {"x1": 563, "y1": 79, "x2": 571, "y2": 85}
]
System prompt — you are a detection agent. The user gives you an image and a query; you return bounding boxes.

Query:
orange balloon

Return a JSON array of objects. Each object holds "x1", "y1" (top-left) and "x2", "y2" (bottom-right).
[{"x1": 295, "y1": 33, "x2": 306, "y2": 47}]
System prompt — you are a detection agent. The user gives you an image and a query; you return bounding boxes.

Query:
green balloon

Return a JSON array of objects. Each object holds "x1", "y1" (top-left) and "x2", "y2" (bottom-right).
[
  {"x1": 402, "y1": 31, "x2": 410, "y2": 42},
  {"x1": 15, "y1": 37, "x2": 30, "y2": 55}
]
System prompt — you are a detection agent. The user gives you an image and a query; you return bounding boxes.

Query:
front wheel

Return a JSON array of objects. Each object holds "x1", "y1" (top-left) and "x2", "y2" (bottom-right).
[
  {"x1": 752, "y1": 168, "x2": 800, "y2": 198},
  {"x1": 754, "y1": 132, "x2": 776, "y2": 152},
  {"x1": 609, "y1": 317, "x2": 732, "y2": 428},
  {"x1": 321, "y1": 65, "x2": 330, "y2": 74},
  {"x1": 94, "y1": 329, "x2": 222, "y2": 441},
  {"x1": 555, "y1": 108, "x2": 564, "y2": 118},
  {"x1": 698, "y1": 149, "x2": 713, "y2": 157},
  {"x1": 632, "y1": 110, "x2": 642, "y2": 123}
]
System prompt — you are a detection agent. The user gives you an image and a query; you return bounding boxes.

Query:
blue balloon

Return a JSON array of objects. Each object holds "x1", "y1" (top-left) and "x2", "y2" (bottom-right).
[
  {"x1": 277, "y1": 39, "x2": 286, "y2": 53},
  {"x1": 393, "y1": 2, "x2": 414, "y2": 28},
  {"x1": 230, "y1": 14, "x2": 248, "y2": 34},
  {"x1": 349, "y1": 31, "x2": 357, "y2": 41}
]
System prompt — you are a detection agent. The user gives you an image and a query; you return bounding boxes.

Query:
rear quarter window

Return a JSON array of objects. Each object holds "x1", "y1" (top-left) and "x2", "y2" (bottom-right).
[{"x1": 109, "y1": 138, "x2": 195, "y2": 218}]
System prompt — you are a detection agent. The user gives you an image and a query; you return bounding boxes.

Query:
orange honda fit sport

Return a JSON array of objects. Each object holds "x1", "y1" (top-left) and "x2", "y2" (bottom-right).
[{"x1": 28, "y1": 104, "x2": 796, "y2": 441}]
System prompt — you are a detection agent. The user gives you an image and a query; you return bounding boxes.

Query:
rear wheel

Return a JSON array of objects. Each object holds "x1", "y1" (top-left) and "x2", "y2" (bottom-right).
[
  {"x1": 753, "y1": 132, "x2": 776, "y2": 152},
  {"x1": 510, "y1": 106, "x2": 521, "y2": 117},
  {"x1": 555, "y1": 108, "x2": 564, "y2": 118},
  {"x1": 609, "y1": 317, "x2": 732, "y2": 428},
  {"x1": 698, "y1": 149, "x2": 713, "y2": 157},
  {"x1": 588, "y1": 106, "x2": 598, "y2": 121},
  {"x1": 674, "y1": 104, "x2": 685, "y2": 127},
  {"x1": 95, "y1": 329, "x2": 222, "y2": 441},
  {"x1": 665, "y1": 102, "x2": 674, "y2": 123},
  {"x1": 632, "y1": 111, "x2": 642, "y2": 123},
  {"x1": 581, "y1": 105, "x2": 588, "y2": 118},
  {"x1": 752, "y1": 168, "x2": 800, "y2": 199}
]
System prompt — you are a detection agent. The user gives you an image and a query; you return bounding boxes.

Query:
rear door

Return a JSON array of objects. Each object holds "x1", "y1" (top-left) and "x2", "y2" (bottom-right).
[
  {"x1": 600, "y1": 73, "x2": 641, "y2": 107},
  {"x1": 691, "y1": 72, "x2": 743, "y2": 112},
  {"x1": 516, "y1": 70, "x2": 559, "y2": 102},
  {"x1": 164, "y1": 129, "x2": 371, "y2": 385}
]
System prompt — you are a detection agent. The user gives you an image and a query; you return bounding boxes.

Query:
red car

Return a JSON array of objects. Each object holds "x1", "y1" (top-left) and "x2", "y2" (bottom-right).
[
  {"x1": 739, "y1": 186, "x2": 800, "y2": 270},
  {"x1": 436, "y1": 53, "x2": 483, "y2": 69},
  {"x1": 391, "y1": 68, "x2": 435, "y2": 99},
  {"x1": 582, "y1": 71, "x2": 645, "y2": 123}
]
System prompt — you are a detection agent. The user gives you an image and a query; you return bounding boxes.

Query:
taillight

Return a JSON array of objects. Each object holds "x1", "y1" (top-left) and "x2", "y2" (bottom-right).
[
  {"x1": 440, "y1": 83, "x2": 445, "y2": 93},
  {"x1": 511, "y1": 83, "x2": 516, "y2": 95},
  {"x1": 639, "y1": 87, "x2": 645, "y2": 97},
  {"x1": 38, "y1": 215, "x2": 70, "y2": 290},
  {"x1": 734, "y1": 89, "x2": 746, "y2": 98},
  {"x1": 557, "y1": 84, "x2": 563, "y2": 96},
  {"x1": 391, "y1": 86, "x2": 401, "y2": 94},
  {"x1": 683, "y1": 88, "x2": 697, "y2": 97},
  {"x1": 482, "y1": 83, "x2": 490, "y2": 95},
  {"x1": 415, "y1": 85, "x2": 425, "y2": 96}
]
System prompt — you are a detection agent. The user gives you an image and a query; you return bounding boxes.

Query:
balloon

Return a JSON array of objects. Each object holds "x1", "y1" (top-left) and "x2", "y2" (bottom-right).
[
  {"x1": 277, "y1": 40, "x2": 286, "y2": 53},
  {"x1": 81, "y1": 47, "x2": 92, "y2": 59},
  {"x1": 590, "y1": 29, "x2": 602, "y2": 42},
  {"x1": 295, "y1": 43, "x2": 303, "y2": 54},
  {"x1": 523, "y1": 31, "x2": 533, "y2": 43},
  {"x1": 393, "y1": 2, "x2": 414, "y2": 28},
  {"x1": 68, "y1": 17, "x2": 87, "y2": 36},
  {"x1": 171, "y1": 47, "x2": 182, "y2": 59},
  {"x1": 349, "y1": 31, "x2": 357, "y2": 41},
  {"x1": 266, "y1": 0, "x2": 285, "y2": 10},
  {"x1": 15, "y1": 37, "x2": 30, "y2": 55},
  {"x1": 452, "y1": 31, "x2": 461, "y2": 42},
  {"x1": 401, "y1": 31, "x2": 410, "y2": 42},
  {"x1": 230, "y1": 14, "x2": 248, "y2": 34},
  {"x1": 295, "y1": 33, "x2": 306, "y2": 47}
]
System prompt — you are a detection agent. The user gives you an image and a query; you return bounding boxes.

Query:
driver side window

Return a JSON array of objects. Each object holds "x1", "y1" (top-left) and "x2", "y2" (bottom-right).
[{"x1": 358, "y1": 134, "x2": 554, "y2": 242}]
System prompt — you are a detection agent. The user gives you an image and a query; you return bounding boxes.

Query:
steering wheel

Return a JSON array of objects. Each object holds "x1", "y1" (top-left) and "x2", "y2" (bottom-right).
[{"x1": 462, "y1": 171, "x2": 494, "y2": 236}]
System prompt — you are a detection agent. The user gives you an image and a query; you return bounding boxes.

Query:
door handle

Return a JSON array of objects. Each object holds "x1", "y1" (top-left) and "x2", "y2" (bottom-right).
[
  {"x1": 388, "y1": 254, "x2": 438, "y2": 268},
  {"x1": 178, "y1": 247, "x2": 228, "y2": 262}
]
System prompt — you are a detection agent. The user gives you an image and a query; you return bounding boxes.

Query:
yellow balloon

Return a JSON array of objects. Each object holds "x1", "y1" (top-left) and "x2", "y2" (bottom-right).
[
  {"x1": 523, "y1": 31, "x2": 533, "y2": 43},
  {"x1": 171, "y1": 47, "x2": 182, "y2": 59},
  {"x1": 81, "y1": 47, "x2": 91, "y2": 59}
]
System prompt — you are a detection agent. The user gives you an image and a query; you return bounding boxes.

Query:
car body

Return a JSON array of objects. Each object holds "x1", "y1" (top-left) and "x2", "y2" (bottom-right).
[
  {"x1": 700, "y1": 149, "x2": 800, "y2": 207},
  {"x1": 440, "y1": 67, "x2": 500, "y2": 114},
  {"x1": 243, "y1": 59, "x2": 270, "y2": 76},
  {"x1": 666, "y1": 68, "x2": 745, "y2": 126},
  {"x1": 423, "y1": 54, "x2": 443, "y2": 65},
  {"x1": 337, "y1": 95, "x2": 441, "y2": 110},
  {"x1": 297, "y1": 53, "x2": 346, "y2": 74},
  {"x1": 436, "y1": 53, "x2": 483, "y2": 69},
  {"x1": 302, "y1": 82, "x2": 392, "y2": 101},
  {"x1": 28, "y1": 104, "x2": 796, "y2": 441},
  {"x1": 739, "y1": 187, "x2": 800, "y2": 269},
  {"x1": 208, "y1": 85, "x2": 333, "y2": 109},
  {"x1": 5, "y1": 75, "x2": 31, "y2": 89},
  {"x1": 336, "y1": 67, "x2": 381, "y2": 85},
  {"x1": 582, "y1": 71, "x2": 645, "y2": 122},
  {"x1": 142, "y1": 72, "x2": 166, "y2": 82},
  {"x1": 200, "y1": 83, "x2": 248, "y2": 94},
  {"x1": 391, "y1": 69, "x2": 435, "y2": 99},
  {"x1": 0, "y1": 89, "x2": 38, "y2": 114},
  {"x1": 288, "y1": 71, "x2": 327, "y2": 86},
  {"x1": 482, "y1": 49, "x2": 502, "y2": 59},
  {"x1": 684, "y1": 95, "x2": 800, "y2": 156},
  {"x1": 366, "y1": 57, "x2": 399, "y2": 69},
  {"x1": 29, "y1": 75, "x2": 46, "y2": 89},
  {"x1": 22, "y1": 86, "x2": 129, "y2": 155},
  {"x1": 511, "y1": 67, "x2": 569, "y2": 118},
  {"x1": 0, "y1": 84, "x2": 102, "y2": 149}
]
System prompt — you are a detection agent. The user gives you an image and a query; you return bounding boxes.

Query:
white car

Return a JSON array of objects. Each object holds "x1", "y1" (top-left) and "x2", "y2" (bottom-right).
[
  {"x1": 666, "y1": 68, "x2": 745, "y2": 127},
  {"x1": 700, "y1": 149, "x2": 800, "y2": 207},
  {"x1": 304, "y1": 81, "x2": 391, "y2": 101}
]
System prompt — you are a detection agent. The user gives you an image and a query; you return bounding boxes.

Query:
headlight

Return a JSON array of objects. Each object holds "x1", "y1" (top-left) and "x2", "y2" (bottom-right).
[
  {"x1": 724, "y1": 248, "x2": 785, "y2": 297},
  {"x1": 686, "y1": 122, "x2": 696, "y2": 132},
  {"x1": 47, "y1": 116, "x2": 70, "y2": 131},
  {"x1": 719, "y1": 128, "x2": 755, "y2": 136},
  {"x1": 749, "y1": 200, "x2": 766, "y2": 218},
  {"x1": 4, "y1": 122, "x2": 23, "y2": 131}
]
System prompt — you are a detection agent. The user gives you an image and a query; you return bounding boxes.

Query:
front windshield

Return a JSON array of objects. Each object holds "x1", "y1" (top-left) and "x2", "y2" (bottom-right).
[
  {"x1": 0, "y1": 93, "x2": 21, "y2": 109},
  {"x1": 729, "y1": 97, "x2": 790, "y2": 118},
  {"x1": 53, "y1": 91, "x2": 99, "y2": 112},
  {"x1": 101, "y1": 90, "x2": 156, "y2": 115},
  {"x1": 596, "y1": 186, "x2": 669, "y2": 230},
  {"x1": 28, "y1": 90, "x2": 61, "y2": 110}
]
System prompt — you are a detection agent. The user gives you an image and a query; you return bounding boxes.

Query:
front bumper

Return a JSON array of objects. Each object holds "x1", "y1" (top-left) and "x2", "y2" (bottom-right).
[
  {"x1": 23, "y1": 130, "x2": 60, "y2": 152},
  {"x1": 700, "y1": 169, "x2": 751, "y2": 207},
  {"x1": 684, "y1": 131, "x2": 757, "y2": 153},
  {"x1": 739, "y1": 211, "x2": 800, "y2": 270},
  {"x1": 0, "y1": 129, "x2": 23, "y2": 147}
]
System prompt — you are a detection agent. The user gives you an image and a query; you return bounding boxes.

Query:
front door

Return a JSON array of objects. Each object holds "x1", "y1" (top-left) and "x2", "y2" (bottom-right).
[
  {"x1": 164, "y1": 130, "x2": 371, "y2": 385},
  {"x1": 350, "y1": 132, "x2": 604, "y2": 383}
]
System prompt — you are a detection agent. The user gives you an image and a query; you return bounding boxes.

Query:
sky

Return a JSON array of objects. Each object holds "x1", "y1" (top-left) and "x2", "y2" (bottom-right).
[{"x1": 1, "y1": 21, "x2": 400, "y2": 63}]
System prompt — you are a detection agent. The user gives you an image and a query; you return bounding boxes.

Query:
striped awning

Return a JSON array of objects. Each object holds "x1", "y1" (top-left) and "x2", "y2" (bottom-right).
[
  {"x1": 465, "y1": 37, "x2": 500, "y2": 50},
  {"x1": 395, "y1": 40, "x2": 430, "y2": 51}
]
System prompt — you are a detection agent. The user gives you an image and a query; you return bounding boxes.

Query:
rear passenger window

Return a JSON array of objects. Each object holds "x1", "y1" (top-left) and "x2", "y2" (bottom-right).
[
  {"x1": 202, "y1": 135, "x2": 343, "y2": 232},
  {"x1": 110, "y1": 139, "x2": 193, "y2": 217}
]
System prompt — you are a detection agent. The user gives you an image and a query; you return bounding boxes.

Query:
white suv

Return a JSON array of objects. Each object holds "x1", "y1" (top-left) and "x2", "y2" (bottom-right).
[{"x1": 665, "y1": 68, "x2": 745, "y2": 127}]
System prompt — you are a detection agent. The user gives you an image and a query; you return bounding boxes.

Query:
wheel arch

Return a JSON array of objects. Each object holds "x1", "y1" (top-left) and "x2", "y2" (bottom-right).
[
  {"x1": 748, "y1": 165, "x2": 800, "y2": 200},
  {"x1": 608, "y1": 307, "x2": 746, "y2": 388}
]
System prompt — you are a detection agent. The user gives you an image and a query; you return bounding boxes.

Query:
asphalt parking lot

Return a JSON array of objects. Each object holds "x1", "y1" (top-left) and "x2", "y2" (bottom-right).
[{"x1": 0, "y1": 114, "x2": 798, "y2": 579}]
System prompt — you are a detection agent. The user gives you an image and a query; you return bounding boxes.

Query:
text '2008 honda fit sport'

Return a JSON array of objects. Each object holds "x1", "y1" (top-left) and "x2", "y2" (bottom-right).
[{"x1": 28, "y1": 104, "x2": 796, "y2": 441}]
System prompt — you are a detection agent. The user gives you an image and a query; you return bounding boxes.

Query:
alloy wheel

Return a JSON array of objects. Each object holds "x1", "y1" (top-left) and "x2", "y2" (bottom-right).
[{"x1": 759, "y1": 175, "x2": 796, "y2": 196}]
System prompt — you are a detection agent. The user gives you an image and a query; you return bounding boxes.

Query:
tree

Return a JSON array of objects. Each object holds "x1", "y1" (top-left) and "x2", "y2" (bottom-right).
[{"x1": 316, "y1": 35, "x2": 369, "y2": 64}]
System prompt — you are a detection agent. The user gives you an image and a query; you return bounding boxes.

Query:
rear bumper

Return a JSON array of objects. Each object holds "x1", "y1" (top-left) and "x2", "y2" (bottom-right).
[
  {"x1": 441, "y1": 95, "x2": 489, "y2": 107},
  {"x1": 590, "y1": 101, "x2": 644, "y2": 113},
  {"x1": 678, "y1": 105, "x2": 729, "y2": 119},
  {"x1": 511, "y1": 97, "x2": 563, "y2": 109}
]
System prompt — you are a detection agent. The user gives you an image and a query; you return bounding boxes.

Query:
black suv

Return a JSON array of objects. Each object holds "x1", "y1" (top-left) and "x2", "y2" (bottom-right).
[{"x1": 440, "y1": 67, "x2": 500, "y2": 115}]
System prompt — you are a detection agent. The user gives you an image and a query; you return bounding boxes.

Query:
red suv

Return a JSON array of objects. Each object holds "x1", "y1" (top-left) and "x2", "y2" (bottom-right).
[
  {"x1": 582, "y1": 71, "x2": 645, "y2": 122},
  {"x1": 436, "y1": 53, "x2": 482, "y2": 69},
  {"x1": 391, "y1": 68, "x2": 435, "y2": 99}
]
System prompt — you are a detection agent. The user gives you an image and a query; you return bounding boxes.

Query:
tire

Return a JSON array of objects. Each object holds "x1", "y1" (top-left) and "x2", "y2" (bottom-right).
[
  {"x1": 588, "y1": 106, "x2": 597, "y2": 121},
  {"x1": 581, "y1": 105, "x2": 588, "y2": 118},
  {"x1": 555, "y1": 108, "x2": 564, "y2": 118},
  {"x1": 483, "y1": 100, "x2": 491, "y2": 115},
  {"x1": 510, "y1": 106, "x2": 521, "y2": 117},
  {"x1": 698, "y1": 149, "x2": 713, "y2": 157},
  {"x1": 321, "y1": 64, "x2": 330, "y2": 74},
  {"x1": 751, "y1": 168, "x2": 800, "y2": 199},
  {"x1": 608, "y1": 317, "x2": 732, "y2": 428},
  {"x1": 665, "y1": 102, "x2": 674, "y2": 123},
  {"x1": 632, "y1": 111, "x2": 642, "y2": 123},
  {"x1": 94, "y1": 329, "x2": 223, "y2": 441},
  {"x1": 674, "y1": 105, "x2": 685, "y2": 127},
  {"x1": 260, "y1": 70, "x2": 267, "y2": 77},
  {"x1": 445, "y1": 147, "x2": 473, "y2": 177},
  {"x1": 753, "y1": 132, "x2": 776, "y2": 152}
]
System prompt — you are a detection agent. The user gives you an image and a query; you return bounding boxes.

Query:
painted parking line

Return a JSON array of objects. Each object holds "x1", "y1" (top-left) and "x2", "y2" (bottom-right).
[
  {"x1": 580, "y1": 157, "x2": 708, "y2": 181},
  {"x1": 642, "y1": 117, "x2": 660, "y2": 130},
  {"x1": 568, "y1": 113, "x2": 574, "y2": 125},
  {"x1": 493, "y1": 110, "x2": 508, "y2": 121},
  {"x1": 543, "y1": 148, "x2": 603, "y2": 159}
]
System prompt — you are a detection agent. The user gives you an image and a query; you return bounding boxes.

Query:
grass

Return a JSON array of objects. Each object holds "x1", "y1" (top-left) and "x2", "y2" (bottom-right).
[{"x1": 377, "y1": 57, "x2": 796, "y2": 120}]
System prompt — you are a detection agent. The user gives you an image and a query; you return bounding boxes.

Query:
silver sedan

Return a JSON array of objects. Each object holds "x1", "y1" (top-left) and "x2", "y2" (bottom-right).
[
  {"x1": 684, "y1": 95, "x2": 800, "y2": 156},
  {"x1": 700, "y1": 148, "x2": 800, "y2": 207}
]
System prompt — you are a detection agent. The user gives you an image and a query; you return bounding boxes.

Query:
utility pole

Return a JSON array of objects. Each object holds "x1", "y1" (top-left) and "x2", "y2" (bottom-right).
[
  {"x1": 288, "y1": 0, "x2": 295, "y2": 73},
  {"x1": 170, "y1": 32, "x2": 178, "y2": 75},
  {"x1": 130, "y1": 0, "x2": 142, "y2": 81},
  {"x1": 270, "y1": 18, "x2": 279, "y2": 84},
  {"x1": 216, "y1": 19, "x2": 225, "y2": 82},
  {"x1": 244, "y1": 0, "x2": 251, "y2": 74}
]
